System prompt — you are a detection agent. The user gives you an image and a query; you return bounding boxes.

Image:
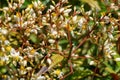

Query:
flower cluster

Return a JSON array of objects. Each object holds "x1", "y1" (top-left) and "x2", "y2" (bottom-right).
[{"x1": 0, "y1": 0, "x2": 120, "y2": 80}]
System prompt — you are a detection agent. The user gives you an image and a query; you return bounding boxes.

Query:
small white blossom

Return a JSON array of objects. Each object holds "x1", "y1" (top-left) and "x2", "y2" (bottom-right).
[
  {"x1": 63, "y1": 9, "x2": 72, "y2": 16},
  {"x1": 0, "y1": 28, "x2": 8, "y2": 35},
  {"x1": 37, "y1": 75, "x2": 46, "y2": 80},
  {"x1": 89, "y1": 61, "x2": 95, "y2": 65},
  {"x1": 111, "y1": 52, "x2": 117, "y2": 55},
  {"x1": 110, "y1": 3, "x2": 119, "y2": 11},
  {"x1": 19, "y1": 0, "x2": 25, "y2": 4},
  {"x1": 10, "y1": 48, "x2": 23, "y2": 60},
  {"x1": 78, "y1": 17, "x2": 86, "y2": 27},
  {"x1": 48, "y1": 39, "x2": 55, "y2": 44},
  {"x1": 20, "y1": 78, "x2": 25, "y2": 80},
  {"x1": 51, "y1": 29, "x2": 57, "y2": 35},
  {"x1": 60, "y1": 8, "x2": 65, "y2": 13},
  {"x1": 108, "y1": 32, "x2": 114, "y2": 40},
  {"x1": 86, "y1": 10, "x2": 92, "y2": 15},
  {"x1": 104, "y1": 16, "x2": 110, "y2": 24},
  {"x1": 58, "y1": 72, "x2": 64, "y2": 78},
  {"x1": 19, "y1": 60, "x2": 27, "y2": 67},
  {"x1": 72, "y1": 16, "x2": 77, "y2": 22},
  {"x1": 0, "y1": 56, "x2": 9, "y2": 61},
  {"x1": 33, "y1": 1, "x2": 38, "y2": 8},
  {"x1": 115, "y1": 58, "x2": 120, "y2": 61},
  {"x1": 4, "y1": 40, "x2": 10, "y2": 45},
  {"x1": 85, "y1": 54, "x2": 91, "y2": 58},
  {"x1": 19, "y1": 69, "x2": 27, "y2": 75},
  {"x1": 3, "y1": 7, "x2": 9, "y2": 11},
  {"x1": 50, "y1": 5, "x2": 55, "y2": 10},
  {"x1": 47, "y1": 58, "x2": 52, "y2": 65},
  {"x1": 31, "y1": 29, "x2": 38, "y2": 34},
  {"x1": 26, "y1": 67, "x2": 32, "y2": 71}
]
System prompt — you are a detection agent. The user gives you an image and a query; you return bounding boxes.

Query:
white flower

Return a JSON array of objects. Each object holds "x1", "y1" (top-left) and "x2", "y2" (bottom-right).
[
  {"x1": 52, "y1": 24, "x2": 56, "y2": 28},
  {"x1": 50, "y1": 5, "x2": 55, "y2": 10},
  {"x1": 33, "y1": 1, "x2": 38, "y2": 8},
  {"x1": 38, "y1": 1, "x2": 41, "y2": 5},
  {"x1": 48, "y1": 39, "x2": 55, "y2": 44},
  {"x1": 111, "y1": 52, "x2": 117, "y2": 55},
  {"x1": 72, "y1": 16, "x2": 77, "y2": 22},
  {"x1": 60, "y1": 8, "x2": 65, "y2": 13},
  {"x1": 32, "y1": 13, "x2": 36, "y2": 18},
  {"x1": 0, "y1": 28, "x2": 8, "y2": 35},
  {"x1": 25, "y1": 47, "x2": 39, "y2": 58},
  {"x1": 106, "y1": 52, "x2": 112, "y2": 58},
  {"x1": 3, "y1": 7, "x2": 9, "y2": 11},
  {"x1": 64, "y1": 9, "x2": 72, "y2": 13},
  {"x1": 10, "y1": 48, "x2": 20, "y2": 56},
  {"x1": 31, "y1": 29, "x2": 38, "y2": 34},
  {"x1": 57, "y1": 72, "x2": 64, "y2": 78},
  {"x1": 86, "y1": 10, "x2": 92, "y2": 15},
  {"x1": 85, "y1": 54, "x2": 91, "y2": 58},
  {"x1": 4, "y1": 40, "x2": 10, "y2": 45},
  {"x1": 19, "y1": 0, "x2": 25, "y2": 4},
  {"x1": 108, "y1": 32, "x2": 113, "y2": 39},
  {"x1": 37, "y1": 75, "x2": 46, "y2": 80},
  {"x1": 110, "y1": 3, "x2": 119, "y2": 11},
  {"x1": 10, "y1": 48, "x2": 23, "y2": 59},
  {"x1": 115, "y1": 58, "x2": 120, "y2": 61},
  {"x1": 51, "y1": 29, "x2": 57, "y2": 35},
  {"x1": 0, "y1": 56, "x2": 9, "y2": 61},
  {"x1": 61, "y1": 0, "x2": 68, "y2": 3},
  {"x1": 8, "y1": 3, "x2": 12, "y2": 8},
  {"x1": 26, "y1": 67, "x2": 32, "y2": 71},
  {"x1": 38, "y1": 10, "x2": 42, "y2": 15},
  {"x1": 89, "y1": 61, "x2": 95, "y2": 65},
  {"x1": 47, "y1": 58, "x2": 52, "y2": 65},
  {"x1": 19, "y1": 69, "x2": 27, "y2": 75},
  {"x1": 7, "y1": 17, "x2": 11, "y2": 21},
  {"x1": 1, "y1": 47, "x2": 5, "y2": 52},
  {"x1": 78, "y1": 17, "x2": 86, "y2": 27},
  {"x1": 104, "y1": 16, "x2": 110, "y2": 24},
  {"x1": 19, "y1": 60, "x2": 27, "y2": 67},
  {"x1": 63, "y1": 9, "x2": 72, "y2": 16},
  {"x1": 20, "y1": 78, "x2": 25, "y2": 80},
  {"x1": 13, "y1": 2, "x2": 17, "y2": 6}
]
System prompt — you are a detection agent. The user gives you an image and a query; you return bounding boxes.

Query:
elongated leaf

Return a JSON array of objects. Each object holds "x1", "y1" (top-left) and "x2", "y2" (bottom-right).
[
  {"x1": 81, "y1": 0, "x2": 101, "y2": 10},
  {"x1": 49, "y1": 54, "x2": 64, "y2": 69}
]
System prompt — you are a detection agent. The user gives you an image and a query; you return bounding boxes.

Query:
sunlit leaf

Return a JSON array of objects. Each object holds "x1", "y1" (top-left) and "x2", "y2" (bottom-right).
[
  {"x1": 49, "y1": 54, "x2": 64, "y2": 69},
  {"x1": 81, "y1": 0, "x2": 101, "y2": 10},
  {"x1": 105, "y1": 67, "x2": 116, "y2": 73},
  {"x1": 29, "y1": 33, "x2": 38, "y2": 43}
]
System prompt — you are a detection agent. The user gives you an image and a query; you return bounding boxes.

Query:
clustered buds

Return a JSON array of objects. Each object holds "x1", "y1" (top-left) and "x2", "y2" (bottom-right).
[{"x1": 0, "y1": 0, "x2": 120, "y2": 80}]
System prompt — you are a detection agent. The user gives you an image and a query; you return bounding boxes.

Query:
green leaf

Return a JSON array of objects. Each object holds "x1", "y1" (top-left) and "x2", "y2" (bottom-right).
[
  {"x1": 59, "y1": 39, "x2": 68, "y2": 45},
  {"x1": 29, "y1": 33, "x2": 38, "y2": 43},
  {"x1": 49, "y1": 54, "x2": 64, "y2": 69},
  {"x1": 0, "y1": 67, "x2": 7, "y2": 74},
  {"x1": 81, "y1": 0, "x2": 101, "y2": 10},
  {"x1": 105, "y1": 67, "x2": 115, "y2": 73}
]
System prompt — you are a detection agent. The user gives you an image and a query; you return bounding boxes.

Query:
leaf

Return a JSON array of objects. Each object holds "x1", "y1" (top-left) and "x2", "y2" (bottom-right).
[
  {"x1": 105, "y1": 67, "x2": 116, "y2": 73},
  {"x1": 37, "y1": 54, "x2": 63, "y2": 76},
  {"x1": 49, "y1": 54, "x2": 64, "y2": 69},
  {"x1": 113, "y1": 54, "x2": 120, "y2": 67},
  {"x1": 104, "y1": 62, "x2": 116, "y2": 73},
  {"x1": 81, "y1": 0, "x2": 101, "y2": 10},
  {"x1": 59, "y1": 39, "x2": 68, "y2": 45},
  {"x1": 29, "y1": 33, "x2": 38, "y2": 43}
]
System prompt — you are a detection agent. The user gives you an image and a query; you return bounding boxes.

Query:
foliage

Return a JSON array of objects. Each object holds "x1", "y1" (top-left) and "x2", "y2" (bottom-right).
[{"x1": 0, "y1": 0, "x2": 120, "y2": 80}]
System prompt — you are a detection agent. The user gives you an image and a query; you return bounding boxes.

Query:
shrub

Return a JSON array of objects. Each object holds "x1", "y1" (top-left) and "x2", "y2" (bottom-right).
[{"x1": 0, "y1": 0, "x2": 120, "y2": 80}]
